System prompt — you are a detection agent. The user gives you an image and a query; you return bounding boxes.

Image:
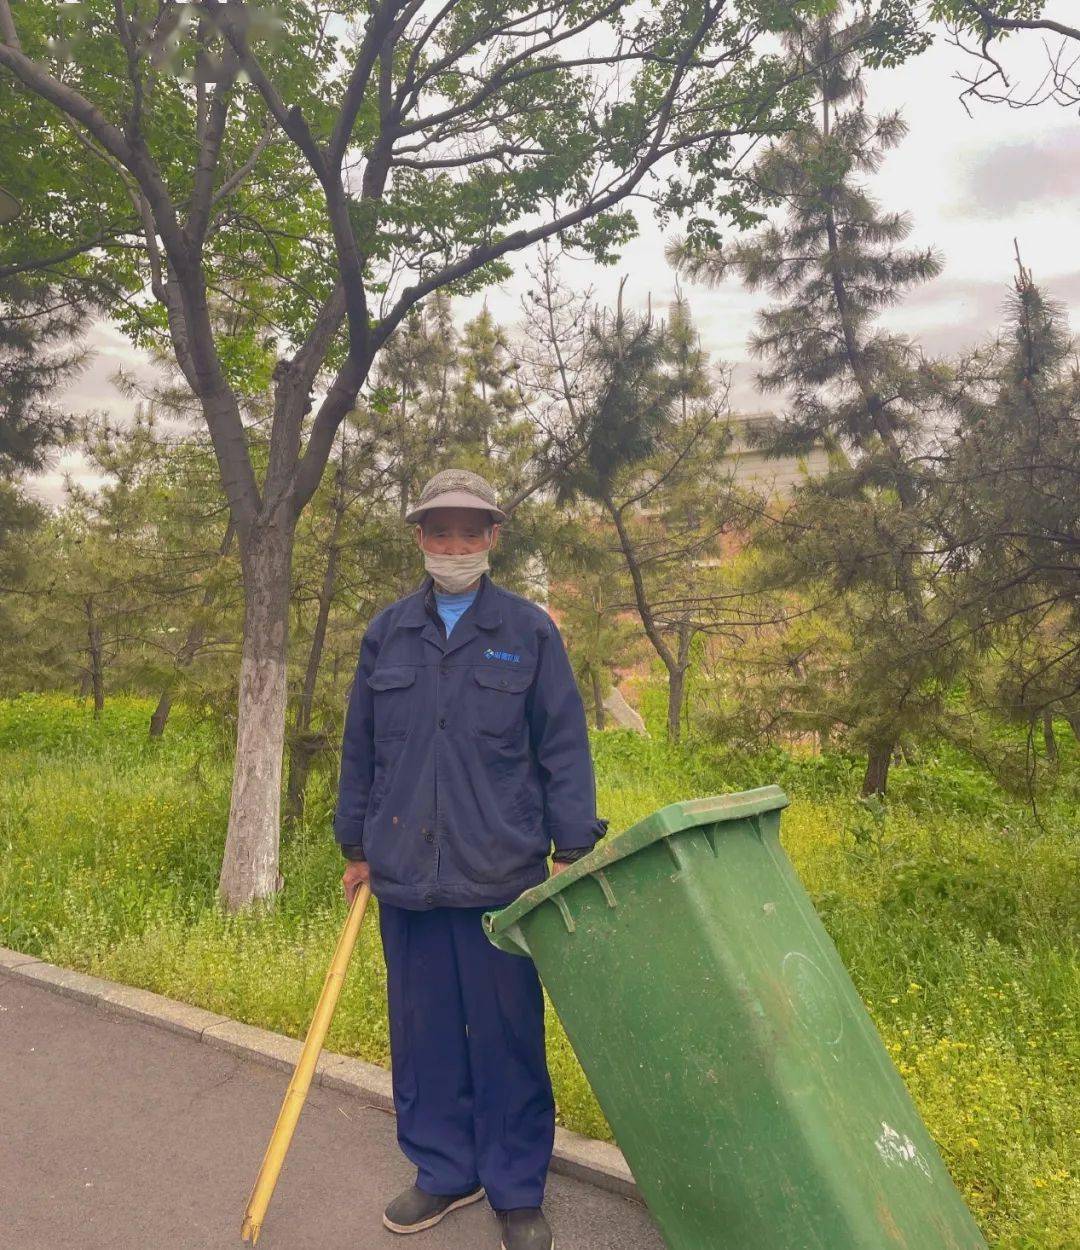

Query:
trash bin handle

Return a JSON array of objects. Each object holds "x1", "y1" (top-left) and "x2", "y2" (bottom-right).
[{"x1": 482, "y1": 912, "x2": 531, "y2": 958}]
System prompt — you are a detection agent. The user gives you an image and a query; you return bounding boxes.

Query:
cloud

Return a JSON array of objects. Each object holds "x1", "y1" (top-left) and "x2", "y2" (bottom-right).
[
  {"x1": 23, "y1": 450, "x2": 108, "y2": 510},
  {"x1": 880, "y1": 269, "x2": 1080, "y2": 355},
  {"x1": 957, "y1": 132, "x2": 1080, "y2": 218}
]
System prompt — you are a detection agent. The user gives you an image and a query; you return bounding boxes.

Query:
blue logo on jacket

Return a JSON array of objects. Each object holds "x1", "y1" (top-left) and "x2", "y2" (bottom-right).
[{"x1": 484, "y1": 647, "x2": 521, "y2": 663}]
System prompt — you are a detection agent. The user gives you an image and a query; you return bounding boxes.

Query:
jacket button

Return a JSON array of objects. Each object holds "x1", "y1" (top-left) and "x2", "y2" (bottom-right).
[
  {"x1": 424, "y1": 832, "x2": 434, "y2": 843},
  {"x1": 440, "y1": 666, "x2": 448, "y2": 677},
  {"x1": 438, "y1": 716, "x2": 446, "y2": 728},
  {"x1": 499, "y1": 678, "x2": 507, "y2": 687},
  {"x1": 424, "y1": 892, "x2": 435, "y2": 905}
]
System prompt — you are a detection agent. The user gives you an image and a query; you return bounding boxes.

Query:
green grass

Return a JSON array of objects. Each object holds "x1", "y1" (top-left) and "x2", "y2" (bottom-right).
[{"x1": 1, "y1": 692, "x2": 1077, "y2": 1247}]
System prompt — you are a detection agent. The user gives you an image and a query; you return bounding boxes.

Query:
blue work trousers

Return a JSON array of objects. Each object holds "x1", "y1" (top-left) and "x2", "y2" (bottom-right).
[{"x1": 378, "y1": 902, "x2": 556, "y2": 1211}]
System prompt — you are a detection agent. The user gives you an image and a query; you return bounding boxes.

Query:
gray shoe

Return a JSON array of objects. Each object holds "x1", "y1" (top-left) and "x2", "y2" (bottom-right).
[
  {"x1": 497, "y1": 1207, "x2": 554, "y2": 1250},
  {"x1": 383, "y1": 1183, "x2": 485, "y2": 1234}
]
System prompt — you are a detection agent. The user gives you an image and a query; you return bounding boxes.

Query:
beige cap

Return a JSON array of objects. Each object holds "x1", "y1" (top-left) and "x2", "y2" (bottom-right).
[{"x1": 405, "y1": 468, "x2": 507, "y2": 525}]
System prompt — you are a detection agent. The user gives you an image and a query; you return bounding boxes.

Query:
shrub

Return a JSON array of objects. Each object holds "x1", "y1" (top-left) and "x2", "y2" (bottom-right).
[{"x1": 1, "y1": 694, "x2": 1077, "y2": 1247}]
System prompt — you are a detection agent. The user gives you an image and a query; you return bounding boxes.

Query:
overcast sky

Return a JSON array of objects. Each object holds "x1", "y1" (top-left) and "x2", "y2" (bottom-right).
[{"x1": 29, "y1": 11, "x2": 1080, "y2": 506}]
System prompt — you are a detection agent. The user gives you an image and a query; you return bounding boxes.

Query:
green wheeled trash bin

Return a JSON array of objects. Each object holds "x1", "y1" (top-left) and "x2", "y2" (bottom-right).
[{"x1": 483, "y1": 786, "x2": 987, "y2": 1250}]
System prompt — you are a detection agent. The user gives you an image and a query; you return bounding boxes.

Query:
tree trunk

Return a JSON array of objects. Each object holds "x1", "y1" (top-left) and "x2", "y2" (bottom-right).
[
  {"x1": 149, "y1": 688, "x2": 174, "y2": 739},
  {"x1": 284, "y1": 732, "x2": 331, "y2": 825},
  {"x1": 603, "y1": 493, "x2": 685, "y2": 741},
  {"x1": 591, "y1": 666, "x2": 606, "y2": 730},
  {"x1": 77, "y1": 670, "x2": 92, "y2": 698},
  {"x1": 862, "y1": 742, "x2": 893, "y2": 797},
  {"x1": 1066, "y1": 712, "x2": 1080, "y2": 745},
  {"x1": 285, "y1": 499, "x2": 344, "y2": 823},
  {"x1": 217, "y1": 521, "x2": 295, "y2": 910},
  {"x1": 86, "y1": 598, "x2": 104, "y2": 718},
  {"x1": 667, "y1": 666, "x2": 686, "y2": 744},
  {"x1": 1042, "y1": 710, "x2": 1059, "y2": 763}
]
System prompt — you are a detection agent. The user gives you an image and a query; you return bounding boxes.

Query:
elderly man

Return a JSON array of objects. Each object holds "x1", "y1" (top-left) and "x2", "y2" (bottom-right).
[{"x1": 335, "y1": 468, "x2": 607, "y2": 1250}]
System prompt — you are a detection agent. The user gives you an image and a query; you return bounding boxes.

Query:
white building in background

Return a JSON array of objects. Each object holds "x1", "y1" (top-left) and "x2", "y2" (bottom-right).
[{"x1": 721, "y1": 412, "x2": 831, "y2": 496}]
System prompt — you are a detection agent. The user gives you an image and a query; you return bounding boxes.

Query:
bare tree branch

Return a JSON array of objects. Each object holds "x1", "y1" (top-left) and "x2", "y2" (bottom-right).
[
  {"x1": 0, "y1": 41, "x2": 135, "y2": 174},
  {"x1": 210, "y1": 113, "x2": 276, "y2": 210},
  {"x1": 187, "y1": 86, "x2": 232, "y2": 243},
  {"x1": 961, "y1": 1, "x2": 1079, "y2": 42},
  {"x1": 328, "y1": 0, "x2": 423, "y2": 170},
  {"x1": 0, "y1": 0, "x2": 20, "y2": 51}
]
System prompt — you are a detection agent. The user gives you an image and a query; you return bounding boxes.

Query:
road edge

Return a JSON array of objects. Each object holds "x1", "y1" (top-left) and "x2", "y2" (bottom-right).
[{"x1": 0, "y1": 945, "x2": 640, "y2": 1201}]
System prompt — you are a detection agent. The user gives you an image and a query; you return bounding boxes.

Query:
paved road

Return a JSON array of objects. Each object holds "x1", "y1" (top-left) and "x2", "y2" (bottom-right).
[{"x1": 0, "y1": 971, "x2": 664, "y2": 1250}]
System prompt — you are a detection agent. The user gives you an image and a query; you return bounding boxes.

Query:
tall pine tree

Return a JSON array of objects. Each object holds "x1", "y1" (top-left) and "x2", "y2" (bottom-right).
[
  {"x1": 0, "y1": 274, "x2": 91, "y2": 652},
  {"x1": 671, "y1": 7, "x2": 953, "y2": 792},
  {"x1": 933, "y1": 260, "x2": 1080, "y2": 749}
]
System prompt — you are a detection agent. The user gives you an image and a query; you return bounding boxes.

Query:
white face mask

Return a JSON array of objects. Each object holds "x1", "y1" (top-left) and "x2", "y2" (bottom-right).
[{"x1": 423, "y1": 546, "x2": 490, "y2": 594}]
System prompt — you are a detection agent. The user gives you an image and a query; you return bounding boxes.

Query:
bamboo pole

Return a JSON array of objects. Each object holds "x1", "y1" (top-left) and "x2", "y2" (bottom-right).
[{"x1": 241, "y1": 882, "x2": 372, "y2": 1244}]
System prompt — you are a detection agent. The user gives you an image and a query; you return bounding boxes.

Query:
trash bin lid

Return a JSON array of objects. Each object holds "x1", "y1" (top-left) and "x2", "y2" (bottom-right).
[{"x1": 484, "y1": 784, "x2": 789, "y2": 940}]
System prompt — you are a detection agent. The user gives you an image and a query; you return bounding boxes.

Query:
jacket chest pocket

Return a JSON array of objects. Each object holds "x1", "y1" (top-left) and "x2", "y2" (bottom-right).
[
  {"x1": 366, "y1": 666, "x2": 417, "y2": 739},
  {"x1": 471, "y1": 666, "x2": 534, "y2": 739}
]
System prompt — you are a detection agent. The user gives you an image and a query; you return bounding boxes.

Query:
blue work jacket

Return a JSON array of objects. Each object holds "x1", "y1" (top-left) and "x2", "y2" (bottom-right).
[{"x1": 333, "y1": 572, "x2": 608, "y2": 909}]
